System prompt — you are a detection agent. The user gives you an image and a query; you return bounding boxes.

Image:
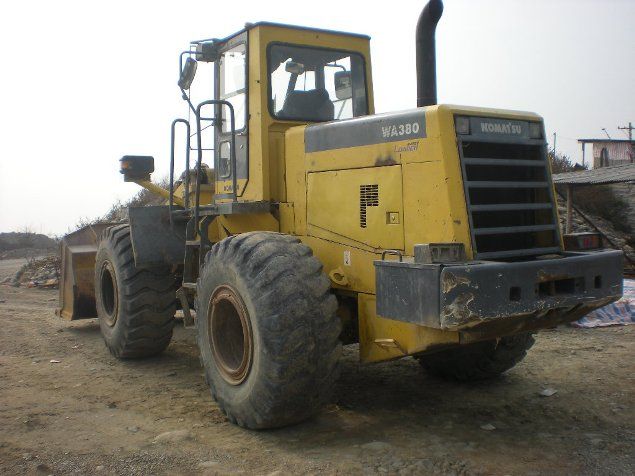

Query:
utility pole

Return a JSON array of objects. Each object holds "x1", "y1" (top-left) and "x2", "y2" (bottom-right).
[
  {"x1": 553, "y1": 132, "x2": 557, "y2": 157},
  {"x1": 618, "y1": 122, "x2": 633, "y2": 141}
]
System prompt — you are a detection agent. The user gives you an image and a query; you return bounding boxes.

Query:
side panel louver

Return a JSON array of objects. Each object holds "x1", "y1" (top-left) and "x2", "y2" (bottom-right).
[{"x1": 360, "y1": 184, "x2": 379, "y2": 228}]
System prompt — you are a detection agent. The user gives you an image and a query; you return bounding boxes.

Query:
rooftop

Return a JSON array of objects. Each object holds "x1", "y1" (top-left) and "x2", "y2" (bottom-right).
[
  {"x1": 577, "y1": 138, "x2": 634, "y2": 144},
  {"x1": 552, "y1": 163, "x2": 635, "y2": 185}
]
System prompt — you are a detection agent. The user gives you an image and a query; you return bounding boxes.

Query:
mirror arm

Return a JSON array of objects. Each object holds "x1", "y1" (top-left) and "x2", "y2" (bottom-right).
[{"x1": 181, "y1": 88, "x2": 198, "y2": 116}]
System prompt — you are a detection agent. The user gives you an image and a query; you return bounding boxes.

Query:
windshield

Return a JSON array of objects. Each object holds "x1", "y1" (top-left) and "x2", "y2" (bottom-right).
[{"x1": 268, "y1": 44, "x2": 368, "y2": 123}]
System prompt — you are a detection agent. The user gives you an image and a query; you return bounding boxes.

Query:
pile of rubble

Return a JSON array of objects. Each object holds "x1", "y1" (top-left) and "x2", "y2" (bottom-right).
[
  {"x1": 1, "y1": 255, "x2": 61, "y2": 288},
  {"x1": 556, "y1": 196, "x2": 635, "y2": 264}
]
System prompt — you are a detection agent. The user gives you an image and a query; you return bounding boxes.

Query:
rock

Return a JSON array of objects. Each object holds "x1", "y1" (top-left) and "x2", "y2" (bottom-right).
[
  {"x1": 199, "y1": 461, "x2": 220, "y2": 468},
  {"x1": 540, "y1": 388, "x2": 558, "y2": 397},
  {"x1": 480, "y1": 423, "x2": 496, "y2": 431},
  {"x1": 127, "y1": 426, "x2": 139, "y2": 433},
  {"x1": 49, "y1": 359, "x2": 61, "y2": 364},
  {"x1": 42, "y1": 278, "x2": 58, "y2": 288},
  {"x1": 153, "y1": 429, "x2": 192, "y2": 443},
  {"x1": 35, "y1": 463, "x2": 53, "y2": 475},
  {"x1": 360, "y1": 441, "x2": 392, "y2": 452},
  {"x1": 22, "y1": 453, "x2": 33, "y2": 460},
  {"x1": 96, "y1": 465, "x2": 105, "y2": 471}
]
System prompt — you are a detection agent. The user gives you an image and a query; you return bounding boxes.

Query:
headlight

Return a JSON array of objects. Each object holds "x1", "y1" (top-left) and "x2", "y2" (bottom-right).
[
  {"x1": 455, "y1": 116, "x2": 470, "y2": 135},
  {"x1": 529, "y1": 122, "x2": 543, "y2": 139}
]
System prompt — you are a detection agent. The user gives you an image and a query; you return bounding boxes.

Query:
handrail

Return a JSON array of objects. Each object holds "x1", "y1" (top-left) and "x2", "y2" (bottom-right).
[
  {"x1": 169, "y1": 119, "x2": 191, "y2": 228},
  {"x1": 194, "y1": 99, "x2": 237, "y2": 238}
]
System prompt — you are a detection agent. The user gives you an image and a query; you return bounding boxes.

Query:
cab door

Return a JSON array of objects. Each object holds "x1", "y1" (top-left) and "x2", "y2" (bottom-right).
[{"x1": 215, "y1": 33, "x2": 249, "y2": 199}]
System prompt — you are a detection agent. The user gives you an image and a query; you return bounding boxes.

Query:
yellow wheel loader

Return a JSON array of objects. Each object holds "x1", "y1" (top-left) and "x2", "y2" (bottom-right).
[{"x1": 58, "y1": 0, "x2": 623, "y2": 429}]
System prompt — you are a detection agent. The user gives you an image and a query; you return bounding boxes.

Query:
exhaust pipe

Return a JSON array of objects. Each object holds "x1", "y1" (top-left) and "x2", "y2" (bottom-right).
[{"x1": 416, "y1": 0, "x2": 444, "y2": 107}]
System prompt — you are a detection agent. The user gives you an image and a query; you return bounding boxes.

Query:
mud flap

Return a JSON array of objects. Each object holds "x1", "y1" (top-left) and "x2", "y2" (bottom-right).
[{"x1": 128, "y1": 206, "x2": 186, "y2": 268}]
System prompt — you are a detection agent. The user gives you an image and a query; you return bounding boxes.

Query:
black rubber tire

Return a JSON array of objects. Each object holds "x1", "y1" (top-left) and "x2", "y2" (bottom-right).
[
  {"x1": 95, "y1": 224, "x2": 176, "y2": 359},
  {"x1": 196, "y1": 232, "x2": 341, "y2": 429},
  {"x1": 416, "y1": 333, "x2": 535, "y2": 381}
]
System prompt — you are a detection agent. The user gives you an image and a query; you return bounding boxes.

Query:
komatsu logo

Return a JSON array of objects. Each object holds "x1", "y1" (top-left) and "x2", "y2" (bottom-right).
[
  {"x1": 480, "y1": 121, "x2": 522, "y2": 135},
  {"x1": 381, "y1": 122, "x2": 420, "y2": 138}
]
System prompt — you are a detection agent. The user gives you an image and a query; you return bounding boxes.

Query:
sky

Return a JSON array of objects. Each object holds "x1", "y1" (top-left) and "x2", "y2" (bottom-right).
[{"x1": 0, "y1": 0, "x2": 633, "y2": 235}]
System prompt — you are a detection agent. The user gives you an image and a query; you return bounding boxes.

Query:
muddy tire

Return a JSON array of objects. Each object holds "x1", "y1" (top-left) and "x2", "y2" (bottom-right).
[
  {"x1": 196, "y1": 232, "x2": 341, "y2": 429},
  {"x1": 95, "y1": 224, "x2": 176, "y2": 358},
  {"x1": 416, "y1": 333, "x2": 535, "y2": 381}
]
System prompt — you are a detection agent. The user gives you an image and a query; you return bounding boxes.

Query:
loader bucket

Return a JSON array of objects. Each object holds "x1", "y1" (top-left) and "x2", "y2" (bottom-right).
[{"x1": 56, "y1": 223, "x2": 117, "y2": 320}]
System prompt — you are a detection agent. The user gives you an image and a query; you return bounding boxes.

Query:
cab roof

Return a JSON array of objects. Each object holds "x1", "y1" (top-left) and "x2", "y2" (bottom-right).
[{"x1": 191, "y1": 21, "x2": 370, "y2": 46}]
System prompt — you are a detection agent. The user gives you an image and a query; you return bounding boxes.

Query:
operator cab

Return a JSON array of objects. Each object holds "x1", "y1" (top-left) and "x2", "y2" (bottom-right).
[{"x1": 177, "y1": 22, "x2": 374, "y2": 202}]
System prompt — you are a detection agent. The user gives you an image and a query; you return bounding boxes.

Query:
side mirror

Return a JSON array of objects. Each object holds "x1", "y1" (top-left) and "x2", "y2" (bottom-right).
[
  {"x1": 285, "y1": 61, "x2": 305, "y2": 75},
  {"x1": 178, "y1": 57, "x2": 198, "y2": 90},
  {"x1": 334, "y1": 71, "x2": 352, "y2": 100}
]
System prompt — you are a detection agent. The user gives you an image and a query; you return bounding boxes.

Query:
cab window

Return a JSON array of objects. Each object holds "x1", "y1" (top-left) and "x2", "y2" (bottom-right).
[
  {"x1": 219, "y1": 43, "x2": 247, "y2": 132},
  {"x1": 268, "y1": 44, "x2": 368, "y2": 122}
]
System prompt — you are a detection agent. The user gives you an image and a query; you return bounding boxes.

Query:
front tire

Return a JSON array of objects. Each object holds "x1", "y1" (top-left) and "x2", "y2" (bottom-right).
[
  {"x1": 95, "y1": 225, "x2": 176, "y2": 358},
  {"x1": 196, "y1": 232, "x2": 341, "y2": 429},
  {"x1": 416, "y1": 333, "x2": 535, "y2": 381}
]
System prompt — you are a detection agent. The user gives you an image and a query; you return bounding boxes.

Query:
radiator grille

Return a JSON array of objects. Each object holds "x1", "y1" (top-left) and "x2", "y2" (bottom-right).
[
  {"x1": 360, "y1": 184, "x2": 379, "y2": 228},
  {"x1": 459, "y1": 139, "x2": 561, "y2": 260}
]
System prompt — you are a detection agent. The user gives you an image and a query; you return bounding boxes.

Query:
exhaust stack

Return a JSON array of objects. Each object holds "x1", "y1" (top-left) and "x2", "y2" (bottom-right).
[{"x1": 416, "y1": 0, "x2": 444, "y2": 107}]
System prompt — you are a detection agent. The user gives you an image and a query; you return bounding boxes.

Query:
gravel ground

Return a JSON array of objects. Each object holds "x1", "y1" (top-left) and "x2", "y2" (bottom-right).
[{"x1": 0, "y1": 259, "x2": 633, "y2": 475}]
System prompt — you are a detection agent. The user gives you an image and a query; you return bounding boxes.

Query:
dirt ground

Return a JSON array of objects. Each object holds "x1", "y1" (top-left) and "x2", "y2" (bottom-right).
[{"x1": 1, "y1": 258, "x2": 633, "y2": 476}]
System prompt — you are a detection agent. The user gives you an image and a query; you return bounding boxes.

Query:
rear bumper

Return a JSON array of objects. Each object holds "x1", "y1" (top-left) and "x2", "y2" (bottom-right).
[{"x1": 374, "y1": 250, "x2": 623, "y2": 332}]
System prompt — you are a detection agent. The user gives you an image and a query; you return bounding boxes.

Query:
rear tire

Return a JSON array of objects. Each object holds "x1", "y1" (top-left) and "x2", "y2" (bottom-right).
[
  {"x1": 196, "y1": 232, "x2": 341, "y2": 429},
  {"x1": 416, "y1": 333, "x2": 535, "y2": 381},
  {"x1": 95, "y1": 224, "x2": 176, "y2": 358}
]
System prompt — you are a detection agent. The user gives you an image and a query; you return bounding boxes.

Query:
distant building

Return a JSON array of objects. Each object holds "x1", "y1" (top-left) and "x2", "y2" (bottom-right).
[{"x1": 578, "y1": 139, "x2": 634, "y2": 168}]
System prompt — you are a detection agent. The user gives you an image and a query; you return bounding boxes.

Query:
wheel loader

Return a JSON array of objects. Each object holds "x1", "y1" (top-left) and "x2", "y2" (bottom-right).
[{"x1": 57, "y1": 0, "x2": 623, "y2": 429}]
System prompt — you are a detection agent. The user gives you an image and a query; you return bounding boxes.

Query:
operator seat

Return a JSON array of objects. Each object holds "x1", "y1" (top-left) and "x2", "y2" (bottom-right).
[{"x1": 281, "y1": 88, "x2": 334, "y2": 121}]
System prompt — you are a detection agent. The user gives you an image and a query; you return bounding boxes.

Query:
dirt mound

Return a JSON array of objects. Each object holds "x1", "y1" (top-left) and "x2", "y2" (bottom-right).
[
  {"x1": 0, "y1": 232, "x2": 57, "y2": 259},
  {"x1": 1, "y1": 255, "x2": 61, "y2": 288}
]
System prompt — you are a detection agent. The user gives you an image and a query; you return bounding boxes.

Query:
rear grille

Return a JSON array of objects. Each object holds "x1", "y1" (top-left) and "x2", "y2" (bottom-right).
[{"x1": 458, "y1": 139, "x2": 561, "y2": 260}]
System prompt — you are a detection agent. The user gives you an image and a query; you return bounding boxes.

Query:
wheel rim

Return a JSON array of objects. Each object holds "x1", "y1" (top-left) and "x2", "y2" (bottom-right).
[
  {"x1": 208, "y1": 285, "x2": 253, "y2": 385},
  {"x1": 99, "y1": 261, "x2": 118, "y2": 327}
]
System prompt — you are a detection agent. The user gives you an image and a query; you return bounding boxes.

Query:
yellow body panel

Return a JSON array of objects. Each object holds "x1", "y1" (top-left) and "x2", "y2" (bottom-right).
[
  {"x1": 307, "y1": 166, "x2": 404, "y2": 250},
  {"x1": 358, "y1": 294, "x2": 459, "y2": 363}
]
